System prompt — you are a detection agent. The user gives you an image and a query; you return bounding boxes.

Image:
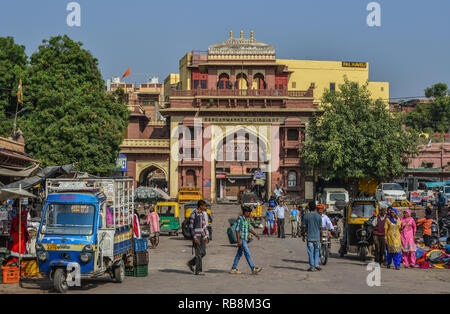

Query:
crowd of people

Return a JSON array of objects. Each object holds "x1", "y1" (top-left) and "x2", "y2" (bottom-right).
[{"x1": 134, "y1": 193, "x2": 449, "y2": 276}]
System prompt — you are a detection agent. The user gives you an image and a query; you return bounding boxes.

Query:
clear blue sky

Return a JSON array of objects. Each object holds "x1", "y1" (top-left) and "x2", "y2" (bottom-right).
[{"x1": 1, "y1": 0, "x2": 449, "y2": 99}]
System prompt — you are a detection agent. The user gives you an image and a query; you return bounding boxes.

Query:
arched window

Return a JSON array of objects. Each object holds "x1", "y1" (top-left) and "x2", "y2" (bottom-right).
[
  {"x1": 235, "y1": 73, "x2": 248, "y2": 90},
  {"x1": 287, "y1": 129, "x2": 299, "y2": 141},
  {"x1": 252, "y1": 73, "x2": 266, "y2": 89},
  {"x1": 217, "y1": 73, "x2": 230, "y2": 89},
  {"x1": 185, "y1": 170, "x2": 197, "y2": 187},
  {"x1": 288, "y1": 171, "x2": 297, "y2": 187}
]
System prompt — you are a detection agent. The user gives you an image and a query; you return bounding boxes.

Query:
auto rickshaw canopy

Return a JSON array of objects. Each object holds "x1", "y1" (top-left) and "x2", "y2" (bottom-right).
[{"x1": 347, "y1": 199, "x2": 379, "y2": 225}]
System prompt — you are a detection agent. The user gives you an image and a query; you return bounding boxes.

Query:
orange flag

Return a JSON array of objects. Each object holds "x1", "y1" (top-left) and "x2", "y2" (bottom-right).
[{"x1": 121, "y1": 68, "x2": 130, "y2": 79}]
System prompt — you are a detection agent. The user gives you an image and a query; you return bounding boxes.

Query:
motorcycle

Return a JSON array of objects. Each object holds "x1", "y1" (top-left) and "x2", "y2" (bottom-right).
[
  {"x1": 329, "y1": 215, "x2": 342, "y2": 238},
  {"x1": 438, "y1": 216, "x2": 450, "y2": 239},
  {"x1": 355, "y1": 218, "x2": 374, "y2": 261},
  {"x1": 319, "y1": 229, "x2": 331, "y2": 265}
]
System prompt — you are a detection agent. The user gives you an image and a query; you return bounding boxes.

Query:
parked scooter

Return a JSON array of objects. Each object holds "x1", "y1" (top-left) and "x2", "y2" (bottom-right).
[{"x1": 438, "y1": 215, "x2": 450, "y2": 239}]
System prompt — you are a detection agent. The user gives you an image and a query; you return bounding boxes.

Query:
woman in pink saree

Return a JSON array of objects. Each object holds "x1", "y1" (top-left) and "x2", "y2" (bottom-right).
[{"x1": 400, "y1": 209, "x2": 417, "y2": 268}]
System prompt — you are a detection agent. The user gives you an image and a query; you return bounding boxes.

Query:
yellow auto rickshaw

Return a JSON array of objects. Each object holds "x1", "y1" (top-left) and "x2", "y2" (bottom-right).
[
  {"x1": 155, "y1": 202, "x2": 180, "y2": 236},
  {"x1": 240, "y1": 193, "x2": 263, "y2": 227},
  {"x1": 339, "y1": 198, "x2": 379, "y2": 261},
  {"x1": 181, "y1": 201, "x2": 213, "y2": 240}
]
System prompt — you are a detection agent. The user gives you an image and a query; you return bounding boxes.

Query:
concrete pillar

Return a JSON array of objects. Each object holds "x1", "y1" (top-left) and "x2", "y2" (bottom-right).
[{"x1": 169, "y1": 121, "x2": 180, "y2": 199}]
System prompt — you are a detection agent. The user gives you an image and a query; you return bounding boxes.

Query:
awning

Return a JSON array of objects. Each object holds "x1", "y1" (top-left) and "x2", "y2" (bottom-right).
[
  {"x1": 0, "y1": 187, "x2": 38, "y2": 201},
  {"x1": 226, "y1": 174, "x2": 253, "y2": 179},
  {"x1": 0, "y1": 164, "x2": 40, "y2": 177},
  {"x1": 424, "y1": 181, "x2": 450, "y2": 188},
  {"x1": 1, "y1": 164, "x2": 74, "y2": 190},
  {"x1": 0, "y1": 148, "x2": 39, "y2": 163}
]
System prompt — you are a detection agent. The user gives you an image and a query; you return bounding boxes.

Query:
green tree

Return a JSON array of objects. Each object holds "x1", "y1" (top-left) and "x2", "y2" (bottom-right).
[
  {"x1": 302, "y1": 78, "x2": 418, "y2": 181},
  {"x1": 0, "y1": 36, "x2": 28, "y2": 137},
  {"x1": 425, "y1": 82, "x2": 448, "y2": 98},
  {"x1": 21, "y1": 35, "x2": 129, "y2": 174},
  {"x1": 405, "y1": 83, "x2": 450, "y2": 138}
]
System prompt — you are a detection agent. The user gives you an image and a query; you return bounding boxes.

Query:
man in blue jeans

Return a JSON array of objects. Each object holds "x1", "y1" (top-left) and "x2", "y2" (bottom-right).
[
  {"x1": 230, "y1": 206, "x2": 262, "y2": 275},
  {"x1": 301, "y1": 201, "x2": 323, "y2": 271}
]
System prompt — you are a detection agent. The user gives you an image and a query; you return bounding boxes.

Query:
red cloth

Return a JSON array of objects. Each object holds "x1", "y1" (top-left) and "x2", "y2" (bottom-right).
[
  {"x1": 133, "y1": 214, "x2": 141, "y2": 238},
  {"x1": 9, "y1": 211, "x2": 28, "y2": 255}
]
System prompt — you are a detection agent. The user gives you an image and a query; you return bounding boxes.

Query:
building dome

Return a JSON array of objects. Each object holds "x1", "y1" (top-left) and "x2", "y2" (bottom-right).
[{"x1": 208, "y1": 33, "x2": 275, "y2": 56}]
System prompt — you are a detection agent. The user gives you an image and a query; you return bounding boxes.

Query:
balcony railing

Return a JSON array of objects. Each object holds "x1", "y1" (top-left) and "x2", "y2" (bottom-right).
[
  {"x1": 171, "y1": 88, "x2": 313, "y2": 98},
  {"x1": 121, "y1": 139, "x2": 170, "y2": 148},
  {"x1": 127, "y1": 100, "x2": 161, "y2": 106},
  {"x1": 282, "y1": 157, "x2": 301, "y2": 165}
]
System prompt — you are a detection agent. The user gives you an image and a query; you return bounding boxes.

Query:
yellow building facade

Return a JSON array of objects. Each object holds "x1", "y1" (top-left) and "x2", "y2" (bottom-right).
[{"x1": 276, "y1": 59, "x2": 389, "y2": 105}]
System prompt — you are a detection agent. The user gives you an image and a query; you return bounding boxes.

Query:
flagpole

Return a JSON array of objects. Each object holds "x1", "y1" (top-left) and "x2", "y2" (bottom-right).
[
  {"x1": 13, "y1": 79, "x2": 22, "y2": 137},
  {"x1": 18, "y1": 184, "x2": 22, "y2": 282},
  {"x1": 13, "y1": 97, "x2": 19, "y2": 137}
]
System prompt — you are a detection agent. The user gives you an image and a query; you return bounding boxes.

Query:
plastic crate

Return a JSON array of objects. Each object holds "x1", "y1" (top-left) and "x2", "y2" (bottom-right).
[
  {"x1": 134, "y1": 238, "x2": 148, "y2": 252},
  {"x1": 2, "y1": 266, "x2": 20, "y2": 284},
  {"x1": 125, "y1": 264, "x2": 148, "y2": 277},
  {"x1": 134, "y1": 251, "x2": 149, "y2": 266}
]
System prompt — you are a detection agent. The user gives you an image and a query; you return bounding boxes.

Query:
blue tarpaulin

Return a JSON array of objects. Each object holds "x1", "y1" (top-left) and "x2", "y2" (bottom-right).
[{"x1": 424, "y1": 181, "x2": 450, "y2": 188}]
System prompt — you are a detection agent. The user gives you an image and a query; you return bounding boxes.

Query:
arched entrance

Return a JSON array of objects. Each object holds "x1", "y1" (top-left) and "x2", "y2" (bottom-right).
[
  {"x1": 215, "y1": 128, "x2": 268, "y2": 202},
  {"x1": 138, "y1": 165, "x2": 168, "y2": 189}
]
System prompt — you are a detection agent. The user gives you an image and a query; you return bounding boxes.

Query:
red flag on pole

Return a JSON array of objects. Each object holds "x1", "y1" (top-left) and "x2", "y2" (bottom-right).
[{"x1": 121, "y1": 68, "x2": 130, "y2": 79}]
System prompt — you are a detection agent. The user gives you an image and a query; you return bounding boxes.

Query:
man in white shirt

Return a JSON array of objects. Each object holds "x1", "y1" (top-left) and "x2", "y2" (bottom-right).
[
  {"x1": 318, "y1": 204, "x2": 334, "y2": 231},
  {"x1": 274, "y1": 185, "x2": 284, "y2": 203},
  {"x1": 275, "y1": 201, "x2": 287, "y2": 238}
]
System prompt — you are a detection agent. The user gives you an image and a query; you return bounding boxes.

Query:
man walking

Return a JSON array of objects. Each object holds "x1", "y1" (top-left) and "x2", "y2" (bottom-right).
[
  {"x1": 275, "y1": 201, "x2": 287, "y2": 238},
  {"x1": 301, "y1": 201, "x2": 323, "y2": 271},
  {"x1": 230, "y1": 206, "x2": 262, "y2": 275},
  {"x1": 187, "y1": 200, "x2": 209, "y2": 275},
  {"x1": 146, "y1": 205, "x2": 160, "y2": 248},
  {"x1": 371, "y1": 207, "x2": 387, "y2": 265},
  {"x1": 290, "y1": 204, "x2": 300, "y2": 238}
]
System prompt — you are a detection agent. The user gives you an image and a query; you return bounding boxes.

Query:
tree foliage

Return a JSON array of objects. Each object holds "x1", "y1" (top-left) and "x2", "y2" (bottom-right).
[
  {"x1": 0, "y1": 36, "x2": 28, "y2": 137},
  {"x1": 405, "y1": 83, "x2": 450, "y2": 137},
  {"x1": 19, "y1": 35, "x2": 129, "y2": 174},
  {"x1": 302, "y1": 78, "x2": 418, "y2": 181}
]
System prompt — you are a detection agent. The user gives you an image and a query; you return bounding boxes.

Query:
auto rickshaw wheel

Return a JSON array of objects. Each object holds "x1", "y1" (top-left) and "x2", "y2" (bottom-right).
[
  {"x1": 182, "y1": 220, "x2": 192, "y2": 239},
  {"x1": 360, "y1": 246, "x2": 367, "y2": 262},
  {"x1": 53, "y1": 268, "x2": 69, "y2": 294},
  {"x1": 113, "y1": 261, "x2": 125, "y2": 283}
]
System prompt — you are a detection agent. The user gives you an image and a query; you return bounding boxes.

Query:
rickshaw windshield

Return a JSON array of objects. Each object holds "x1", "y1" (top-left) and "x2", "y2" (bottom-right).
[
  {"x1": 330, "y1": 193, "x2": 346, "y2": 201},
  {"x1": 41, "y1": 203, "x2": 95, "y2": 235},
  {"x1": 158, "y1": 206, "x2": 175, "y2": 217},
  {"x1": 350, "y1": 203, "x2": 376, "y2": 218},
  {"x1": 241, "y1": 194, "x2": 260, "y2": 203}
]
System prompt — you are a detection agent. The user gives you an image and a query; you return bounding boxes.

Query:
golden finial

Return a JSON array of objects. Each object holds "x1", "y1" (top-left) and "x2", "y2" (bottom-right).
[
  {"x1": 240, "y1": 30, "x2": 243, "y2": 39},
  {"x1": 229, "y1": 30, "x2": 233, "y2": 39},
  {"x1": 251, "y1": 30, "x2": 254, "y2": 39}
]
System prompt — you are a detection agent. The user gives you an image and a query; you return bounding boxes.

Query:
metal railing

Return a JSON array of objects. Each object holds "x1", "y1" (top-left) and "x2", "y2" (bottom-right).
[{"x1": 171, "y1": 88, "x2": 313, "y2": 98}]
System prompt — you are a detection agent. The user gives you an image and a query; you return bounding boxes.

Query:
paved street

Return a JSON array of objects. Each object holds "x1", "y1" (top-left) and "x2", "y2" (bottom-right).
[{"x1": 2, "y1": 204, "x2": 449, "y2": 294}]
